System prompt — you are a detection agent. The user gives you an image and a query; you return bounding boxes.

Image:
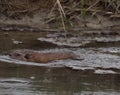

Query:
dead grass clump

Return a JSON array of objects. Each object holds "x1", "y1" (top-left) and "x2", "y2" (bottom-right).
[
  {"x1": 45, "y1": 0, "x2": 120, "y2": 29},
  {"x1": 0, "y1": 0, "x2": 119, "y2": 19},
  {"x1": 0, "y1": 0, "x2": 119, "y2": 29},
  {"x1": 0, "y1": 0, "x2": 55, "y2": 19}
]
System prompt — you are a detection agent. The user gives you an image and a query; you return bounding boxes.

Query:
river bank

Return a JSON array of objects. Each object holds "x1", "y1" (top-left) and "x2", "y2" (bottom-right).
[{"x1": 0, "y1": 0, "x2": 120, "y2": 30}]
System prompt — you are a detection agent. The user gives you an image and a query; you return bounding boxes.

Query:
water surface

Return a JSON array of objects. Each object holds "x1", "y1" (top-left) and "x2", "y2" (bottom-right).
[
  {"x1": 0, "y1": 63, "x2": 120, "y2": 95},
  {"x1": 0, "y1": 31, "x2": 120, "y2": 95}
]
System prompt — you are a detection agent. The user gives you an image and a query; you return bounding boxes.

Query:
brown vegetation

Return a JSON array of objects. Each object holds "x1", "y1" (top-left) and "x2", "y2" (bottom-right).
[
  {"x1": 0, "y1": 0, "x2": 120, "y2": 29},
  {"x1": 0, "y1": 0, "x2": 119, "y2": 17}
]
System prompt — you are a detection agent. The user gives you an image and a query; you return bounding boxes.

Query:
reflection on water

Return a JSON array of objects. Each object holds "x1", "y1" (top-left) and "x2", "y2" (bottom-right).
[
  {"x1": 0, "y1": 78, "x2": 32, "y2": 95},
  {"x1": 0, "y1": 63, "x2": 120, "y2": 95}
]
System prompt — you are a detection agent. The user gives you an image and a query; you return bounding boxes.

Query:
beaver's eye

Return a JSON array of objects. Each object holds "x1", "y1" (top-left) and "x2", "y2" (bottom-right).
[
  {"x1": 15, "y1": 53, "x2": 21, "y2": 56},
  {"x1": 9, "y1": 54, "x2": 12, "y2": 56},
  {"x1": 24, "y1": 54, "x2": 30, "y2": 59}
]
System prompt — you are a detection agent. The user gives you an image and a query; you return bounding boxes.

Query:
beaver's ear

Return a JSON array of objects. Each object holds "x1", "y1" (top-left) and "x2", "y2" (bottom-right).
[{"x1": 24, "y1": 53, "x2": 31, "y2": 59}]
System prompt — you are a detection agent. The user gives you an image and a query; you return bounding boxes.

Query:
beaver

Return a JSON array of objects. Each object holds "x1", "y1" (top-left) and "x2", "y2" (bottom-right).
[{"x1": 9, "y1": 50, "x2": 81, "y2": 63}]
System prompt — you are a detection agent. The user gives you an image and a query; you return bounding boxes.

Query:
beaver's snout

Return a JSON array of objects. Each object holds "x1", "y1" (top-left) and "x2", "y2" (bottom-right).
[{"x1": 9, "y1": 51, "x2": 27, "y2": 61}]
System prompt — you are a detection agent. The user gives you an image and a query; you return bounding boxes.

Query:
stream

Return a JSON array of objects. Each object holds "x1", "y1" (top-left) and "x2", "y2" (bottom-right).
[{"x1": 0, "y1": 29, "x2": 120, "y2": 95}]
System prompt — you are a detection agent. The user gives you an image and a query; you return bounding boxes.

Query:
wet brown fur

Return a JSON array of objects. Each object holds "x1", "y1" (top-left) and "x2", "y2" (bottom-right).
[{"x1": 9, "y1": 50, "x2": 77, "y2": 63}]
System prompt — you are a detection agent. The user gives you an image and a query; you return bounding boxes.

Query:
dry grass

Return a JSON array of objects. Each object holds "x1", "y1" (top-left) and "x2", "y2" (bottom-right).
[
  {"x1": 0, "y1": 0, "x2": 55, "y2": 18},
  {"x1": 45, "y1": 0, "x2": 120, "y2": 30},
  {"x1": 0, "y1": 0, "x2": 120, "y2": 28},
  {"x1": 0, "y1": 0, "x2": 119, "y2": 17}
]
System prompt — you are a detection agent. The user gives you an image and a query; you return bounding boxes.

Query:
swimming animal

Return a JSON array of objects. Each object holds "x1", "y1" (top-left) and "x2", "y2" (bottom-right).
[{"x1": 9, "y1": 50, "x2": 81, "y2": 63}]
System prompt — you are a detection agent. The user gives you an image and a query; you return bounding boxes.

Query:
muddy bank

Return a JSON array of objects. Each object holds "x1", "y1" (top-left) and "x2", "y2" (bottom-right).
[
  {"x1": 0, "y1": 0, "x2": 120, "y2": 30},
  {"x1": 0, "y1": 14, "x2": 120, "y2": 31}
]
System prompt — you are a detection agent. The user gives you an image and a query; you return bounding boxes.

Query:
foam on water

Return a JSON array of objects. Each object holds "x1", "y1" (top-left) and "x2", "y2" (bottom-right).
[
  {"x1": 0, "y1": 78, "x2": 30, "y2": 84},
  {"x1": 94, "y1": 69, "x2": 117, "y2": 74},
  {"x1": 78, "y1": 91, "x2": 120, "y2": 95},
  {"x1": 37, "y1": 35, "x2": 120, "y2": 47},
  {"x1": 66, "y1": 48, "x2": 120, "y2": 73}
]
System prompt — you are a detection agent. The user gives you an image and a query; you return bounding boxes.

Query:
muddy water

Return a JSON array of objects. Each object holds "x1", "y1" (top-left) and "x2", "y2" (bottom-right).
[{"x1": 0, "y1": 31, "x2": 120, "y2": 95}]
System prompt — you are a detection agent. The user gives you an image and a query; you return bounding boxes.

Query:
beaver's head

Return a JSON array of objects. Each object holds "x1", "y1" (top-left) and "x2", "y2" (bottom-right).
[{"x1": 9, "y1": 50, "x2": 31, "y2": 61}]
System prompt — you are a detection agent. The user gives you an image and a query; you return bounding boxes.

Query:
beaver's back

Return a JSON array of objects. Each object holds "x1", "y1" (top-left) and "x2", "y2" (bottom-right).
[
  {"x1": 9, "y1": 50, "x2": 78, "y2": 63},
  {"x1": 25, "y1": 52, "x2": 76, "y2": 63}
]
